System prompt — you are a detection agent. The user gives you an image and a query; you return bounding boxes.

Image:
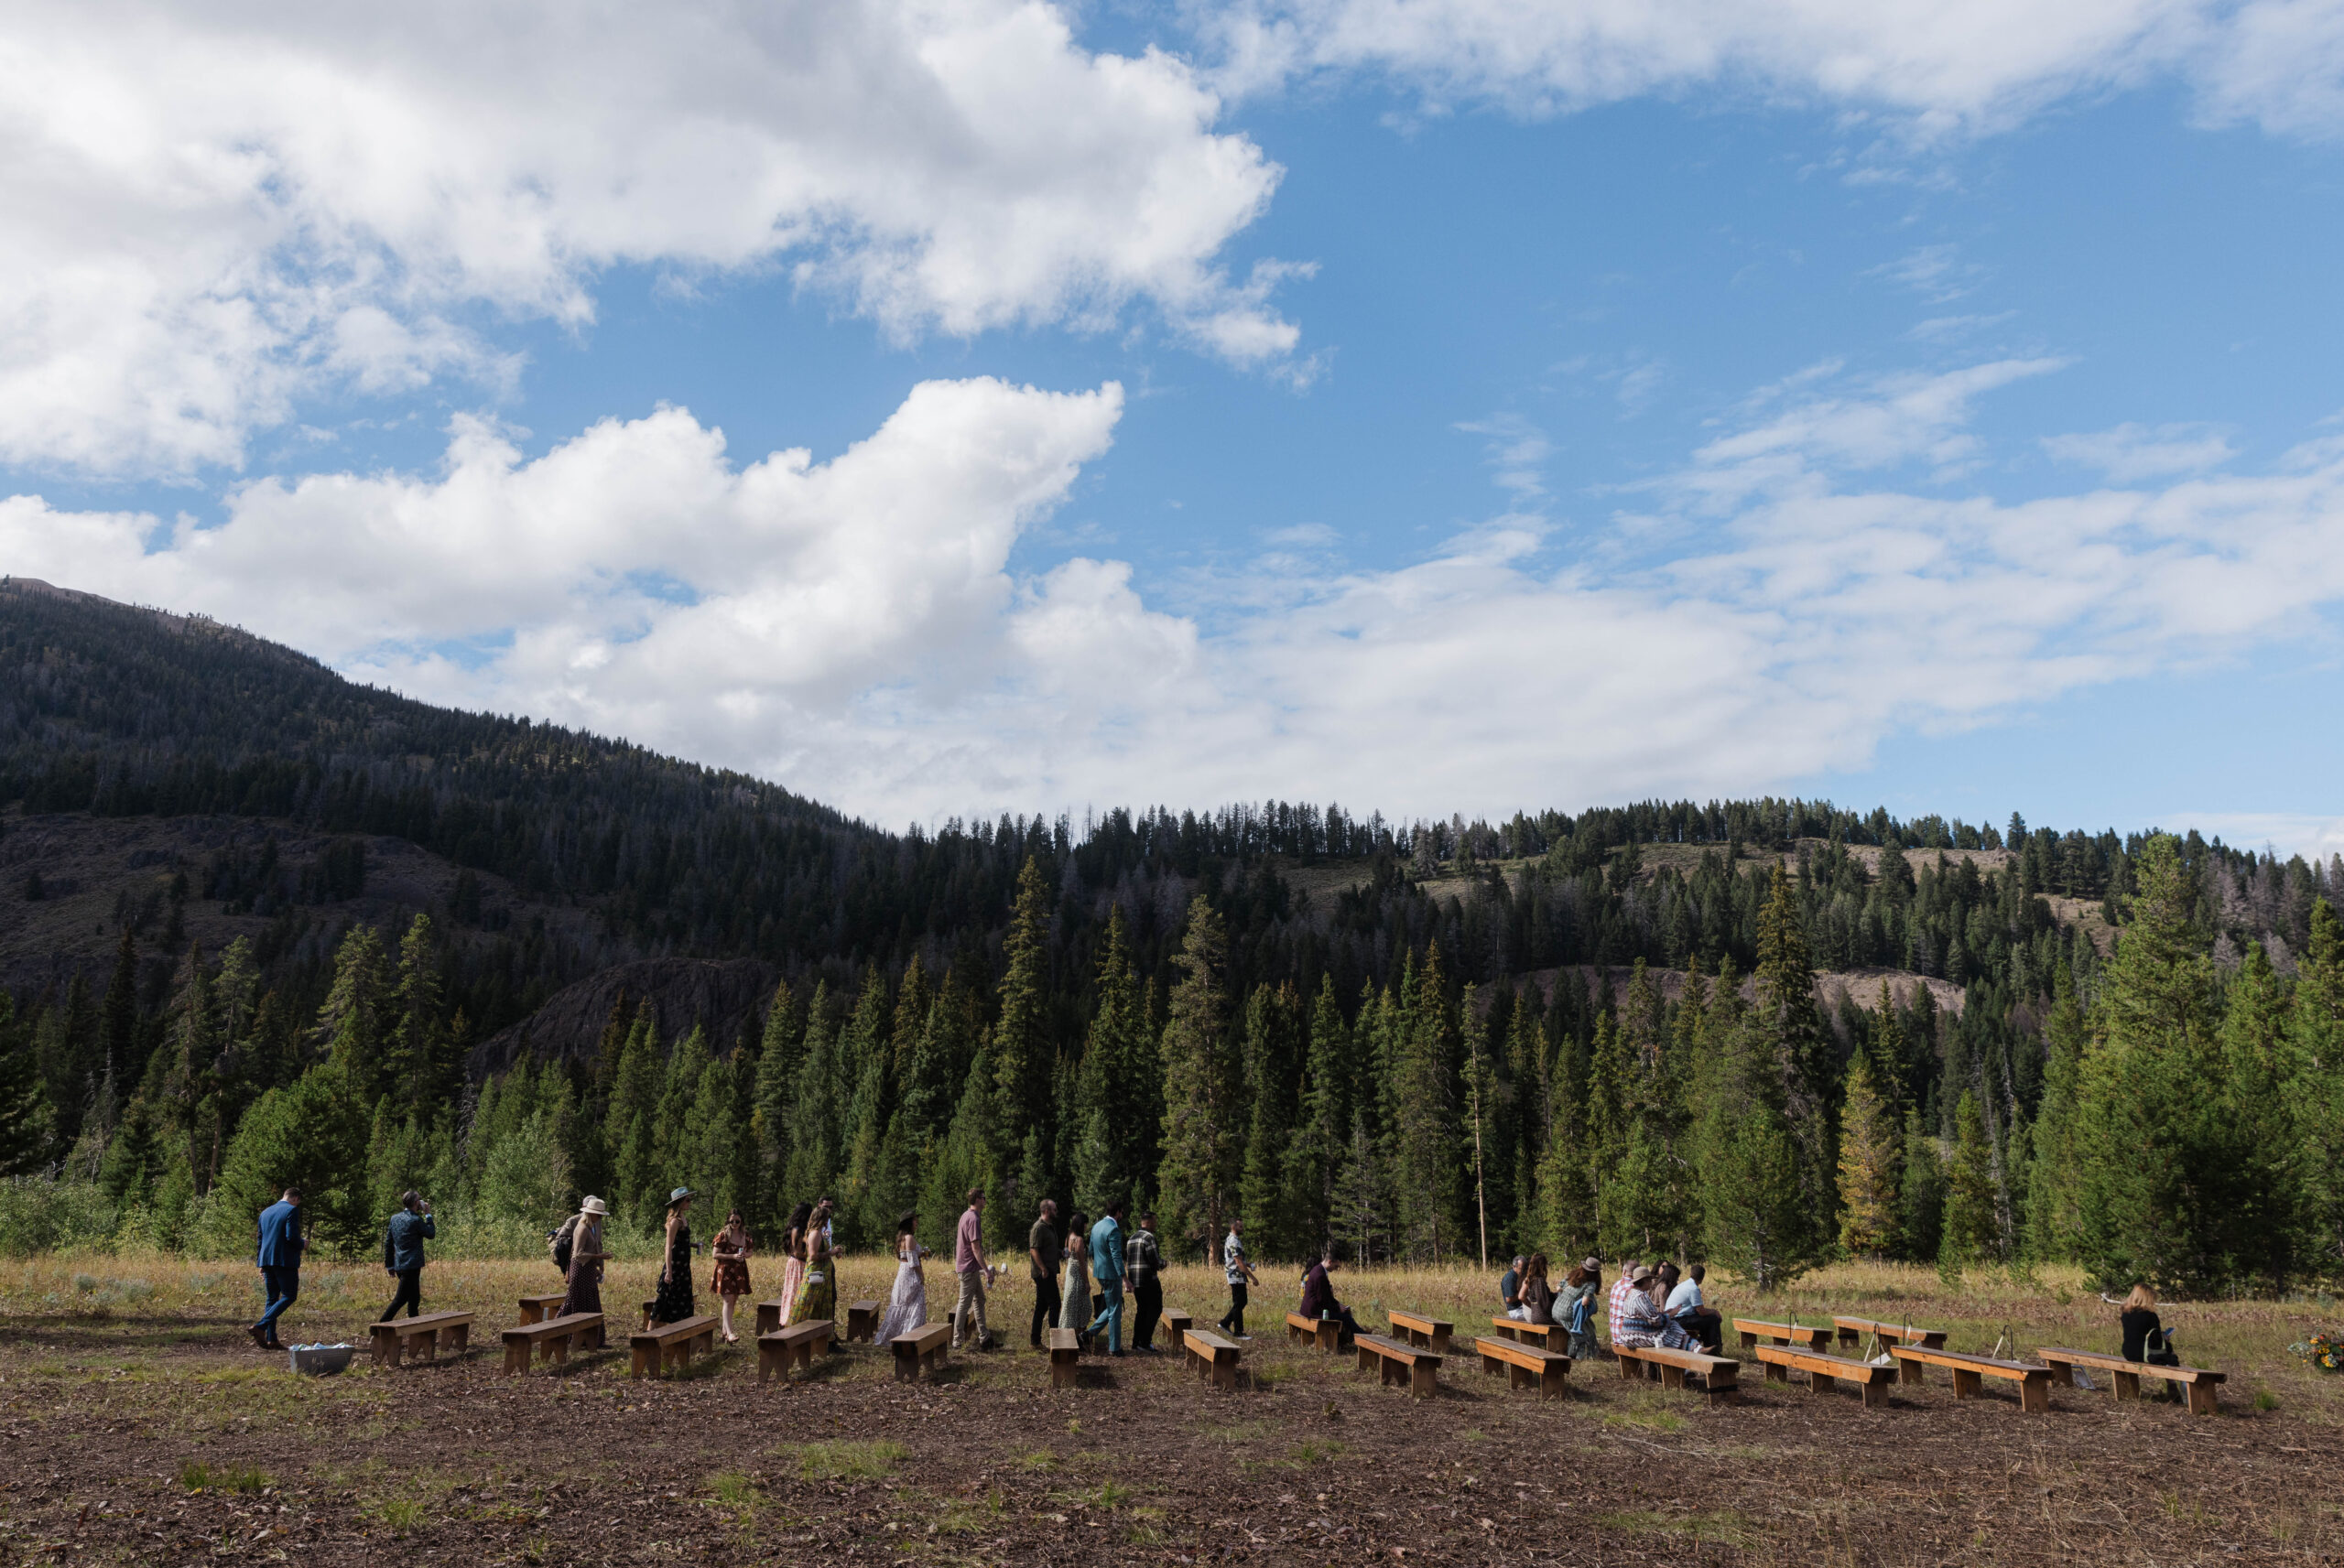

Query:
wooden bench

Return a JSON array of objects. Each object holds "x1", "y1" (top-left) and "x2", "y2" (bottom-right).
[
  {"x1": 1474, "y1": 1336, "x2": 1569, "y2": 1400},
  {"x1": 1047, "y1": 1326, "x2": 1082, "y2": 1389},
  {"x1": 1833, "y1": 1316, "x2": 1947, "y2": 1369},
  {"x1": 1356, "y1": 1333, "x2": 1442, "y2": 1399},
  {"x1": 501, "y1": 1313, "x2": 603, "y2": 1376},
  {"x1": 1488, "y1": 1316, "x2": 1569, "y2": 1354},
  {"x1": 1754, "y1": 1345, "x2": 1900, "y2": 1408},
  {"x1": 1287, "y1": 1312, "x2": 1342, "y2": 1351},
  {"x1": 845, "y1": 1300, "x2": 882, "y2": 1342},
  {"x1": 892, "y1": 1322, "x2": 951, "y2": 1382},
  {"x1": 2036, "y1": 1346, "x2": 2224, "y2": 1415},
  {"x1": 1733, "y1": 1317, "x2": 1835, "y2": 1351},
  {"x1": 1183, "y1": 1327, "x2": 1243, "y2": 1390},
  {"x1": 631, "y1": 1314, "x2": 719, "y2": 1379},
  {"x1": 1614, "y1": 1343, "x2": 1742, "y2": 1407},
  {"x1": 754, "y1": 1299, "x2": 790, "y2": 1336},
  {"x1": 756, "y1": 1319, "x2": 834, "y2": 1383},
  {"x1": 368, "y1": 1310, "x2": 472, "y2": 1368},
  {"x1": 517, "y1": 1292, "x2": 568, "y2": 1325},
  {"x1": 1888, "y1": 1346, "x2": 2052, "y2": 1412},
  {"x1": 1159, "y1": 1307, "x2": 1195, "y2": 1346},
  {"x1": 1387, "y1": 1310, "x2": 1453, "y2": 1354}
]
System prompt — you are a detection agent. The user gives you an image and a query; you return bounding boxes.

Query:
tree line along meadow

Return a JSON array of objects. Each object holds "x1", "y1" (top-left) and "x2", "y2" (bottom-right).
[{"x1": 1, "y1": 808, "x2": 2339, "y2": 1302}]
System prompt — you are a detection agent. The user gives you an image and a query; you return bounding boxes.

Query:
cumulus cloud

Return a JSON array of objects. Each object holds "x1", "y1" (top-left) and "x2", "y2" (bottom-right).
[
  {"x1": 1211, "y1": 0, "x2": 2344, "y2": 140},
  {"x1": 12, "y1": 363, "x2": 2344, "y2": 824},
  {"x1": 0, "y1": 0, "x2": 1292, "y2": 475}
]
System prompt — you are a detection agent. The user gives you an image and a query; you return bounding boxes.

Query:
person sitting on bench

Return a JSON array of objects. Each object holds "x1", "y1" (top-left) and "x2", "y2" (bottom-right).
[
  {"x1": 1511, "y1": 1253, "x2": 1553, "y2": 1324},
  {"x1": 1499, "y1": 1255, "x2": 1525, "y2": 1316},
  {"x1": 1620, "y1": 1268, "x2": 1701, "y2": 1353},
  {"x1": 1297, "y1": 1247, "x2": 1362, "y2": 1341},
  {"x1": 1662, "y1": 1261, "x2": 1722, "y2": 1354},
  {"x1": 2121, "y1": 1283, "x2": 2183, "y2": 1400}
]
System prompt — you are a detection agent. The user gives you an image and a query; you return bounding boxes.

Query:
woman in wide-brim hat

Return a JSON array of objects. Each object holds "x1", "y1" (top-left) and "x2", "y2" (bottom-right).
[
  {"x1": 560, "y1": 1195, "x2": 612, "y2": 1319},
  {"x1": 651, "y1": 1188, "x2": 697, "y2": 1325}
]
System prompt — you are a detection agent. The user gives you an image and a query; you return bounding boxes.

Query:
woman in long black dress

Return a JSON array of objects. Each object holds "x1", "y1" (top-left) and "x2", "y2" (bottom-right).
[{"x1": 651, "y1": 1187, "x2": 697, "y2": 1325}]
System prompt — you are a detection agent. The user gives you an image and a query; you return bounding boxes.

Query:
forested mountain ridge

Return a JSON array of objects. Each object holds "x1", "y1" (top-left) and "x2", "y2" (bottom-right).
[{"x1": 0, "y1": 579, "x2": 2338, "y2": 1302}]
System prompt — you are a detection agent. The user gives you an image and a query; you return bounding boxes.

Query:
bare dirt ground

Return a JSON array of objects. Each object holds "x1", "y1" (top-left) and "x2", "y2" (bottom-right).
[{"x1": 0, "y1": 1257, "x2": 2334, "y2": 1566}]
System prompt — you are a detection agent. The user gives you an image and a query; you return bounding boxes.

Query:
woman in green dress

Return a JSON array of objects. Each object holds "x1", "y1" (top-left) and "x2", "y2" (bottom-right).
[{"x1": 791, "y1": 1196, "x2": 838, "y2": 1327}]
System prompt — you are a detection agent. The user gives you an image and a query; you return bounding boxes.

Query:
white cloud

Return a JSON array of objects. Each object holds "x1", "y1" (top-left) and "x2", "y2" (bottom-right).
[
  {"x1": 12, "y1": 362, "x2": 2344, "y2": 824},
  {"x1": 1212, "y1": 0, "x2": 2344, "y2": 140},
  {"x1": 2042, "y1": 422, "x2": 2236, "y2": 481},
  {"x1": 0, "y1": 0, "x2": 1293, "y2": 475}
]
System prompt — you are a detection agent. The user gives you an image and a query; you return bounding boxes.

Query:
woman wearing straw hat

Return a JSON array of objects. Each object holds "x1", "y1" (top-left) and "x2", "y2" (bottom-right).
[
  {"x1": 650, "y1": 1188, "x2": 697, "y2": 1325},
  {"x1": 559, "y1": 1196, "x2": 612, "y2": 1319}
]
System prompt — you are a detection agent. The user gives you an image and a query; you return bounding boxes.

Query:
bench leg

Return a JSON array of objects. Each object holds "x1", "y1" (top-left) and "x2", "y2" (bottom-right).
[
  {"x1": 1764, "y1": 1360, "x2": 1787, "y2": 1384},
  {"x1": 1510, "y1": 1363, "x2": 1531, "y2": 1393},
  {"x1": 548, "y1": 1335, "x2": 570, "y2": 1368},
  {"x1": 1861, "y1": 1378, "x2": 1887, "y2": 1409},
  {"x1": 2112, "y1": 1370, "x2": 2141, "y2": 1401},
  {"x1": 1897, "y1": 1357, "x2": 1923, "y2": 1386},
  {"x1": 2019, "y1": 1376, "x2": 2050, "y2": 1413},
  {"x1": 503, "y1": 1344, "x2": 524, "y2": 1376},
  {"x1": 2185, "y1": 1380, "x2": 2217, "y2": 1416},
  {"x1": 1215, "y1": 1356, "x2": 1237, "y2": 1391},
  {"x1": 1812, "y1": 1371, "x2": 1836, "y2": 1397},
  {"x1": 1738, "y1": 1330, "x2": 1757, "y2": 1349},
  {"x1": 2045, "y1": 1362, "x2": 2074, "y2": 1387},
  {"x1": 631, "y1": 1343, "x2": 652, "y2": 1379},
  {"x1": 1660, "y1": 1365, "x2": 1686, "y2": 1390},
  {"x1": 1951, "y1": 1368, "x2": 1981, "y2": 1400},
  {"x1": 1705, "y1": 1382, "x2": 1741, "y2": 1408},
  {"x1": 1410, "y1": 1363, "x2": 1437, "y2": 1400},
  {"x1": 1539, "y1": 1367, "x2": 1564, "y2": 1400}
]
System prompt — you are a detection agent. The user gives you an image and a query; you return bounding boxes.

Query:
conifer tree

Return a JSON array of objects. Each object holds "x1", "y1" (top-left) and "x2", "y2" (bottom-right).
[
  {"x1": 1156, "y1": 896, "x2": 1235, "y2": 1260},
  {"x1": 2024, "y1": 964, "x2": 2088, "y2": 1262},
  {"x1": 201, "y1": 1060, "x2": 372, "y2": 1257},
  {"x1": 2293, "y1": 898, "x2": 2344, "y2": 1272},
  {"x1": 838, "y1": 975, "x2": 895, "y2": 1248},
  {"x1": 1898, "y1": 1108, "x2": 1944, "y2": 1262},
  {"x1": 1281, "y1": 975, "x2": 1349, "y2": 1260},
  {"x1": 1392, "y1": 942, "x2": 1463, "y2": 1261},
  {"x1": 1752, "y1": 867, "x2": 1839, "y2": 1236},
  {"x1": 2217, "y1": 941, "x2": 2304, "y2": 1292},
  {"x1": 101, "y1": 925, "x2": 139, "y2": 1098},
  {"x1": 389, "y1": 914, "x2": 446, "y2": 1103},
  {"x1": 2075, "y1": 835, "x2": 2252, "y2": 1292},
  {"x1": 1237, "y1": 981, "x2": 1300, "y2": 1256},
  {"x1": 604, "y1": 1000, "x2": 663, "y2": 1229},
  {"x1": 1697, "y1": 950, "x2": 1825, "y2": 1287},
  {"x1": 749, "y1": 979, "x2": 802, "y2": 1227},
  {"x1": 318, "y1": 925, "x2": 390, "y2": 1098},
  {"x1": 781, "y1": 985, "x2": 841, "y2": 1221},
  {"x1": 1940, "y1": 1090, "x2": 2000, "y2": 1281},
  {"x1": 1835, "y1": 1049, "x2": 1900, "y2": 1258},
  {"x1": 993, "y1": 858, "x2": 1054, "y2": 1219},
  {"x1": 0, "y1": 995, "x2": 52, "y2": 1176},
  {"x1": 1072, "y1": 908, "x2": 1147, "y2": 1217}
]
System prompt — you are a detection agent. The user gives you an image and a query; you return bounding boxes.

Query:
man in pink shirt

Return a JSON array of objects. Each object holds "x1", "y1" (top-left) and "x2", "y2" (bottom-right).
[{"x1": 952, "y1": 1186, "x2": 995, "y2": 1350}]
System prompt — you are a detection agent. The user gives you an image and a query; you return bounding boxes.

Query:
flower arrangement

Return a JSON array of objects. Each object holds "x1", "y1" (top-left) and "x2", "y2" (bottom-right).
[{"x1": 2288, "y1": 1329, "x2": 2342, "y2": 1373}]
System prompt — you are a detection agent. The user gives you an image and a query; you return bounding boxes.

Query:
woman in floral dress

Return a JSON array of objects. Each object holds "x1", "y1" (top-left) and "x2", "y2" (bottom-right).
[
  {"x1": 874, "y1": 1211, "x2": 928, "y2": 1346},
  {"x1": 710, "y1": 1209, "x2": 754, "y2": 1343},
  {"x1": 775, "y1": 1202, "x2": 811, "y2": 1330},
  {"x1": 789, "y1": 1197, "x2": 837, "y2": 1328},
  {"x1": 650, "y1": 1188, "x2": 697, "y2": 1325}
]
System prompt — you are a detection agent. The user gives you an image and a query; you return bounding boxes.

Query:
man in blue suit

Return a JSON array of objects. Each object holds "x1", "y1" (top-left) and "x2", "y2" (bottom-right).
[
  {"x1": 1085, "y1": 1198, "x2": 1127, "y2": 1358},
  {"x1": 249, "y1": 1186, "x2": 305, "y2": 1350}
]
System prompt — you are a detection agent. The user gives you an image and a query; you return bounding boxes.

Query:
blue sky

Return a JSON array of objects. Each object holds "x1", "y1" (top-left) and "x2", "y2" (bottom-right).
[{"x1": 5, "y1": 1, "x2": 2343, "y2": 852}]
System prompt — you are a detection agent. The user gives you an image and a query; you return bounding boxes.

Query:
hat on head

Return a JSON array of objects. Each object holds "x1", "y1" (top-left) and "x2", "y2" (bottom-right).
[
  {"x1": 1630, "y1": 1263, "x2": 1655, "y2": 1283},
  {"x1": 669, "y1": 1186, "x2": 694, "y2": 1204},
  {"x1": 581, "y1": 1195, "x2": 608, "y2": 1217},
  {"x1": 1580, "y1": 1256, "x2": 1602, "y2": 1272}
]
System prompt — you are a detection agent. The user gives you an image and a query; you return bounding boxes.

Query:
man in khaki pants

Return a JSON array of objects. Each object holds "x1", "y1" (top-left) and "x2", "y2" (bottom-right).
[{"x1": 952, "y1": 1186, "x2": 997, "y2": 1350}]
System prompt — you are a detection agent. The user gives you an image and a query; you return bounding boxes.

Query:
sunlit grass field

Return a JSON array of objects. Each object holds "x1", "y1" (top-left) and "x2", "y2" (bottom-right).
[{"x1": 1, "y1": 1248, "x2": 2334, "y2": 1417}]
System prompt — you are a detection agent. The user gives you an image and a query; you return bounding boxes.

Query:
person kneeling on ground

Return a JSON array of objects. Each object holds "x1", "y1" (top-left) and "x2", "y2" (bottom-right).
[{"x1": 1297, "y1": 1247, "x2": 1362, "y2": 1343}]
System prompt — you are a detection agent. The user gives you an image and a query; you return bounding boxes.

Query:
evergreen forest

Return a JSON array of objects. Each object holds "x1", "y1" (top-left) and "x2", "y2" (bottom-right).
[{"x1": 2, "y1": 579, "x2": 2339, "y2": 1297}]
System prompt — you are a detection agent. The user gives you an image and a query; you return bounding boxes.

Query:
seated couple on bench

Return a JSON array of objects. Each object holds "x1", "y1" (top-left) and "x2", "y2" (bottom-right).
[
  {"x1": 1612, "y1": 1262, "x2": 1714, "y2": 1355},
  {"x1": 1297, "y1": 1249, "x2": 1362, "y2": 1342}
]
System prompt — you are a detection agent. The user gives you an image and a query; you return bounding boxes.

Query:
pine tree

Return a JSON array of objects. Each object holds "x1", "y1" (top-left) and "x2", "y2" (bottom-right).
[
  {"x1": 1392, "y1": 942, "x2": 1463, "y2": 1262},
  {"x1": 2216, "y1": 941, "x2": 2305, "y2": 1292},
  {"x1": 0, "y1": 995, "x2": 52, "y2": 1175},
  {"x1": 1835, "y1": 1049, "x2": 1901, "y2": 1259},
  {"x1": 1898, "y1": 1108, "x2": 1944, "y2": 1263},
  {"x1": 101, "y1": 925, "x2": 139, "y2": 1098},
  {"x1": 1156, "y1": 896, "x2": 1236, "y2": 1261},
  {"x1": 2075, "y1": 834, "x2": 2250, "y2": 1293},
  {"x1": 1072, "y1": 908, "x2": 1147, "y2": 1217},
  {"x1": 201, "y1": 1060, "x2": 372, "y2": 1257},
  {"x1": 1940, "y1": 1090, "x2": 2000, "y2": 1281},
  {"x1": 2024, "y1": 964, "x2": 2088, "y2": 1262},
  {"x1": 1697, "y1": 957, "x2": 1825, "y2": 1288},
  {"x1": 993, "y1": 857, "x2": 1054, "y2": 1218},
  {"x1": 1281, "y1": 975, "x2": 1349, "y2": 1260},
  {"x1": 389, "y1": 914, "x2": 447, "y2": 1103},
  {"x1": 2293, "y1": 898, "x2": 2344, "y2": 1273},
  {"x1": 317, "y1": 925, "x2": 391, "y2": 1098},
  {"x1": 1236, "y1": 982, "x2": 1300, "y2": 1257},
  {"x1": 748, "y1": 979, "x2": 802, "y2": 1228},
  {"x1": 782, "y1": 987, "x2": 841, "y2": 1221},
  {"x1": 604, "y1": 1000, "x2": 663, "y2": 1229},
  {"x1": 838, "y1": 975, "x2": 895, "y2": 1249},
  {"x1": 1752, "y1": 867, "x2": 1839, "y2": 1241}
]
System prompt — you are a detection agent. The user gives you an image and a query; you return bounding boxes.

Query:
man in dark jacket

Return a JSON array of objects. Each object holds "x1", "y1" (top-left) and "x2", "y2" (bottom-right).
[
  {"x1": 1126, "y1": 1213, "x2": 1165, "y2": 1353},
  {"x1": 1299, "y1": 1247, "x2": 1362, "y2": 1343},
  {"x1": 248, "y1": 1186, "x2": 304, "y2": 1350},
  {"x1": 1026, "y1": 1199, "x2": 1063, "y2": 1349},
  {"x1": 380, "y1": 1191, "x2": 436, "y2": 1323}
]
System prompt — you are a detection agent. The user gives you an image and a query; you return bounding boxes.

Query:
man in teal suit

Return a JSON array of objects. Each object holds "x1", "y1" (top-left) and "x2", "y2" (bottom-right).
[{"x1": 249, "y1": 1186, "x2": 305, "y2": 1349}]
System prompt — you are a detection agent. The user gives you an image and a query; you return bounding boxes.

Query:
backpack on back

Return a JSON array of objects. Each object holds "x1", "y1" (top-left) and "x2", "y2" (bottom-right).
[{"x1": 548, "y1": 1213, "x2": 581, "y2": 1274}]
